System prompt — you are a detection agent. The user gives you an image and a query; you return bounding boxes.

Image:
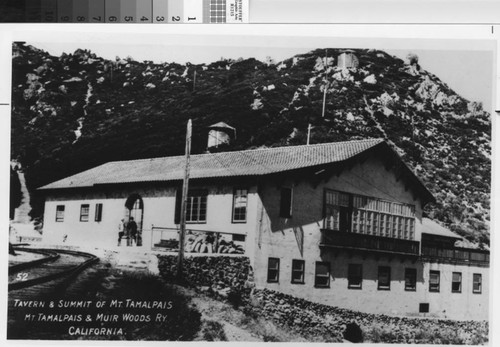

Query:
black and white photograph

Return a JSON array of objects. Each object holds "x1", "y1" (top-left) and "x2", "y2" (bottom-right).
[{"x1": 3, "y1": 26, "x2": 496, "y2": 344}]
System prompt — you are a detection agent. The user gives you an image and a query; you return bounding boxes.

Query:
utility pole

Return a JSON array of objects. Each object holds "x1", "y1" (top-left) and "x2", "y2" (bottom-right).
[
  {"x1": 193, "y1": 69, "x2": 197, "y2": 92},
  {"x1": 177, "y1": 119, "x2": 192, "y2": 280}
]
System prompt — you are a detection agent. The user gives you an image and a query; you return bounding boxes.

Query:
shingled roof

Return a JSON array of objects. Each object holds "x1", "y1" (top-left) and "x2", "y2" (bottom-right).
[{"x1": 38, "y1": 138, "x2": 434, "y2": 204}]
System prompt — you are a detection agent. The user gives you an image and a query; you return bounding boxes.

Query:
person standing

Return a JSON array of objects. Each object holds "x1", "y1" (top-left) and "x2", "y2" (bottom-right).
[
  {"x1": 118, "y1": 218, "x2": 126, "y2": 246},
  {"x1": 128, "y1": 217, "x2": 138, "y2": 246}
]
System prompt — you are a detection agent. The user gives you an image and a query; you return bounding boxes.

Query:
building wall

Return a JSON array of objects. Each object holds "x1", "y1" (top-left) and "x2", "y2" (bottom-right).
[
  {"x1": 42, "y1": 182, "x2": 259, "y2": 254},
  {"x1": 252, "y1": 156, "x2": 489, "y2": 320}
]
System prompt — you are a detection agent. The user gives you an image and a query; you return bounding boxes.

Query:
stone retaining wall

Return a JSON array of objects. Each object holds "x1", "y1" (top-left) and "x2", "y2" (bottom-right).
[
  {"x1": 157, "y1": 255, "x2": 253, "y2": 298},
  {"x1": 251, "y1": 288, "x2": 488, "y2": 344}
]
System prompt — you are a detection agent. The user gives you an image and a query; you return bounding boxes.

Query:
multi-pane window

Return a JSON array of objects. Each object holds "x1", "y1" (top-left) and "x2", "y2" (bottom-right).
[
  {"x1": 95, "y1": 203, "x2": 103, "y2": 222},
  {"x1": 324, "y1": 189, "x2": 416, "y2": 240},
  {"x1": 473, "y1": 274, "x2": 482, "y2": 294},
  {"x1": 291, "y1": 259, "x2": 305, "y2": 284},
  {"x1": 348, "y1": 264, "x2": 362, "y2": 289},
  {"x1": 405, "y1": 268, "x2": 417, "y2": 291},
  {"x1": 280, "y1": 187, "x2": 293, "y2": 218},
  {"x1": 55, "y1": 205, "x2": 65, "y2": 222},
  {"x1": 267, "y1": 258, "x2": 280, "y2": 283},
  {"x1": 232, "y1": 188, "x2": 248, "y2": 223},
  {"x1": 429, "y1": 270, "x2": 440, "y2": 292},
  {"x1": 314, "y1": 262, "x2": 330, "y2": 288},
  {"x1": 378, "y1": 266, "x2": 391, "y2": 290},
  {"x1": 186, "y1": 190, "x2": 207, "y2": 223},
  {"x1": 80, "y1": 204, "x2": 90, "y2": 222},
  {"x1": 452, "y1": 272, "x2": 462, "y2": 293}
]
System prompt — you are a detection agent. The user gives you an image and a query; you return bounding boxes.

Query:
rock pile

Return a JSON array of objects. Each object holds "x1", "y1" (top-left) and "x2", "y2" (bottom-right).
[{"x1": 157, "y1": 255, "x2": 252, "y2": 299}]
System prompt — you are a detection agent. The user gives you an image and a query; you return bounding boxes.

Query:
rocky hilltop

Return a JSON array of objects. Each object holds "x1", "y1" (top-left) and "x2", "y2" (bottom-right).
[{"x1": 10, "y1": 43, "x2": 490, "y2": 246}]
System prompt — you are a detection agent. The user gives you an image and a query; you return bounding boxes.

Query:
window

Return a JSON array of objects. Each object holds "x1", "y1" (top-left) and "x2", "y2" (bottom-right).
[
  {"x1": 55, "y1": 205, "x2": 65, "y2": 222},
  {"x1": 314, "y1": 262, "x2": 330, "y2": 288},
  {"x1": 279, "y1": 187, "x2": 293, "y2": 218},
  {"x1": 429, "y1": 270, "x2": 440, "y2": 292},
  {"x1": 291, "y1": 259, "x2": 305, "y2": 284},
  {"x1": 405, "y1": 268, "x2": 417, "y2": 291},
  {"x1": 186, "y1": 189, "x2": 208, "y2": 223},
  {"x1": 324, "y1": 189, "x2": 416, "y2": 240},
  {"x1": 473, "y1": 274, "x2": 482, "y2": 294},
  {"x1": 232, "y1": 234, "x2": 246, "y2": 242},
  {"x1": 452, "y1": 272, "x2": 462, "y2": 293},
  {"x1": 377, "y1": 266, "x2": 391, "y2": 290},
  {"x1": 95, "y1": 203, "x2": 103, "y2": 222},
  {"x1": 267, "y1": 258, "x2": 280, "y2": 283},
  {"x1": 419, "y1": 303, "x2": 429, "y2": 313},
  {"x1": 80, "y1": 204, "x2": 90, "y2": 222},
  {"x1": 348, "y1": 264, "x2": 362, "y2": 289},
  {"x1": 232, "y1": 188, "x2": 248, "y2": 223}
]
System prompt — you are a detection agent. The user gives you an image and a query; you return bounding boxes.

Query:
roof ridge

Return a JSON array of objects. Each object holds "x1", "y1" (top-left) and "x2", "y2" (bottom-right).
[{"x1": 106, "y1": 137, "x2": 385, "y2": 165}]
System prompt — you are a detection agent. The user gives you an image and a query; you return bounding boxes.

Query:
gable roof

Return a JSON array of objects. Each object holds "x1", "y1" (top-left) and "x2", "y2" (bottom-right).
[
  {"x1": 38, "y1": 138, "x2": 435, "y2": 204},
  {"x1": 421, "y1": 218, "x2": 462, "y2": 240}
]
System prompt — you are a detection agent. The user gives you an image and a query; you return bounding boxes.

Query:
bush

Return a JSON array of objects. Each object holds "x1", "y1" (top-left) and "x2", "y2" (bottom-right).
[{"x1": 201, "y1": 320, "x2": 227, "y2": 341}]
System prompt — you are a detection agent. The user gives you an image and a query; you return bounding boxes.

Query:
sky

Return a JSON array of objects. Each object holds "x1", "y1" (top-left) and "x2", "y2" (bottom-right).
[{"x1": 27, "y1": 31, "x2": 494, "y2": 112}]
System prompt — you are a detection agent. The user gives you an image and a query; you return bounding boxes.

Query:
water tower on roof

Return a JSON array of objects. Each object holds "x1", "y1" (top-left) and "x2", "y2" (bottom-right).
[
  {"x1": 337, "y1": 50, "x2": 359, "y2": 69},
  {"x1": 207, "y1": 122, "x2": 236, "y2": 151}
]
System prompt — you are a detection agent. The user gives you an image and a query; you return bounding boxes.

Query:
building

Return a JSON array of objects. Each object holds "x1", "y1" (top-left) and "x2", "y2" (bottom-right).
[
  {"x1": 337, "y1": 50, "x2": 359, "y2": 69},
  {"x1": 38, "y1": 137, "x2": 489, "y2": 320}
]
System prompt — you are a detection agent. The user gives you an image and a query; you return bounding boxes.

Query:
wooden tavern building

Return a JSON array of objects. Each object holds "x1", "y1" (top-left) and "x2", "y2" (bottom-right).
[{"x1": 38, "y1": 135, "x2": 489, "y2": 321}]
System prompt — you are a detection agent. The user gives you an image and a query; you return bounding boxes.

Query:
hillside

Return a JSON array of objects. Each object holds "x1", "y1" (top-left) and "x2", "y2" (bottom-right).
[{"x1": 10, "y1": 42, "x2": 491, "y2": 246}]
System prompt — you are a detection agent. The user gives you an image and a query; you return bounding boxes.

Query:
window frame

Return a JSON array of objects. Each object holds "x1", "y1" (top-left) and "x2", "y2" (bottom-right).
[
  {"x1": 279, "y1": 187, "x2": 293, "y2": 218},
  {"x1": 55, "y1": 205, "x2": 65, "y2": 222},
  {"x1": 79, "y1": 204, "x2": 90, "y2": 222},
  {"x1": 429, "y1": 270, "x2": 440, "y2": 293},
  {"x1": 348, "y1": 264, "x2": 363, "y2": 289},
  {"x1": 186, "y1": 189, "x2": 208, "y2": 224},
  {"x1": 267, "y1": 257, "x2": 280, "y2": 283},
  {"x1": 323, "y1": 189, "x2": 416, "y2": 240},
  {"x1": 314, "y1": 261, "x2": 330, "y2": 288},
  {"x1": 377, "y1": 266, "x2": 391, "y2": 291},
  {"x1": 473, "y1": 273, "x2": 482, "y2": 294},
  {"x1": 291, "y1": 259, "x2": 305, "y2": 284},
  {"x1": 405, "y1": 268, "x2": 417, "y2": 292},
  {"x1": 94, "y1": 203, "x2": 103, "y2": 222},
  {"x1": 451, "y1": 272, "x2": 462, "y2": 293},
  {"x1": 232, "y1": 188, "x2": 248, "y2": 223}
]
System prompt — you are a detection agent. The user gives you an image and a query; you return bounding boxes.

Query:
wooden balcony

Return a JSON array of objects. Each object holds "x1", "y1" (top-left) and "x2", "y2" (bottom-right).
[
  {"x1": 421, "y1": 245, "x2": 489, "y2": 266},
  {"x1": 320, "y1": 229, "x2": 420, "y2": 257}
]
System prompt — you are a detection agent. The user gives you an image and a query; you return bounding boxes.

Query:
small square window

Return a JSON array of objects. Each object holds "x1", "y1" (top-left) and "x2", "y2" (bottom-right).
[
  {"x1": 80, "y1": 204, "x2": 90, "y2": 222},
  {"x1": 55, "y1": 205, "x2": 65, "y2": 222},
  {"x1": 473, "y1": 273, "x2": 482, "y2": 294},
  {"x1": 429, "y1": 270, "x2": 440, "y2": 292},
  {"x1": 348, "y1": 264, "x2": 362, "y2": 289},
  {"x1": 419, "y1": 303, "x2": 429, "y2": 313},
  {"x1": 314, "y1": 262, "x2": 330, "y2": 288},
  {"x1": 267, "y1": 258, "x2": 280, "y2": 283},
  {"x1": 378, "y1": 266, "x2": 391, "y2": 290},
  {"x1": 291, "y1": 259, "x2": 305, "y2": 284},
  {"x1": 452, "y1": 272, "x2": 462, "y2": 293},
  {"x1": 405, "y1": 268, "x2": 417, "y2": 291}
]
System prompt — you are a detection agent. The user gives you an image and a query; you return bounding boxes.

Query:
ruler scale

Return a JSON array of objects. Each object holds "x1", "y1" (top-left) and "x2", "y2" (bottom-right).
[
  {"x1": 9, "y1": 0, "x2": 248, "y2": 23},
  {"x1": 89, "y1": 0, "x2": 105, "y2": 23},
  {"x1": 137, "y1": 0, "x2": 153, "y2": 23}
]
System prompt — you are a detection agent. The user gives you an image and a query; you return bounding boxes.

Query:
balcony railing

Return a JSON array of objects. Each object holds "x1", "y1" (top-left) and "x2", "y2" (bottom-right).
[
  {"x1": 421, "y1": 245, "x2": 489, "y2": 266},
  {"x1": 320, "y1": 229, "x2": 420, "y2": 256}
]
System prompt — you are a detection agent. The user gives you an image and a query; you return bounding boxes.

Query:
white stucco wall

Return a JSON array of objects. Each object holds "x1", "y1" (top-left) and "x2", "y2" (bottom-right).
[
  {"x1": 42, "y1": 182, "x2": 259, "y2": 254},
  {"x1": 252, "y1": 156, "x2": 489, "y2": 320}
]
